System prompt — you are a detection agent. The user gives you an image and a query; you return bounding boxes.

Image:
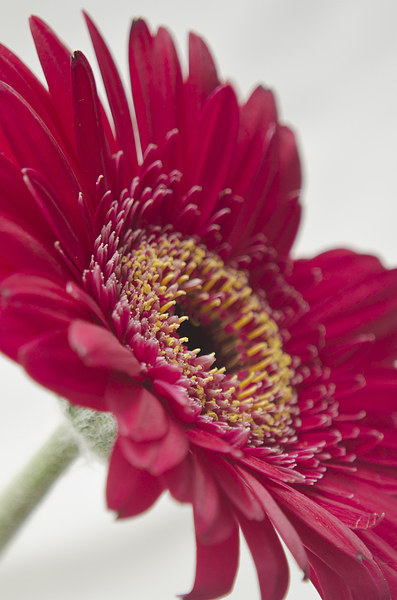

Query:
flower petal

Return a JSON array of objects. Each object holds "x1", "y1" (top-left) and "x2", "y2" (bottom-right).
[
  {"x1": 239, "y1": 513, "x2": 289, "y2": 600},
  {"x1": 0, "y1": 81, "x2": 83, "y2": 227},
  {"x1": 69, "y1": 320, "x2": 140, "y2": 379},
  {"x1": 106, "y1": 439, "x2": 163, "y2": 518},
  {"x1": 186, "y1": 84, "x2": 239, "y2": 227},
  {"x1": 84, "y1": 12, "x2": 138, "y2": 173},
  {"x1": 71, "y1": 50, "x2": 113, "y2": 200},
  {"x1": 106, "y1": 379, "x2": 168, "y2": 442},
  {"x1": 0, "y1": 216, "x2": 64, "y2": 280},
  {"x1": 19, "y1": 330, "x2": 108, "y2": 410},
  {"x1": 236, "y1": 466, "x2": 310, "y2": 578},
  {"x1": 119, "y1": 419, "x2": 188, "y2": 476},
  {"x1": 192, "y1": 455, "x2": 235, "y2": 544},
  {"x1": 182, "y1": 520, "x2": 239, "y2": 600}
]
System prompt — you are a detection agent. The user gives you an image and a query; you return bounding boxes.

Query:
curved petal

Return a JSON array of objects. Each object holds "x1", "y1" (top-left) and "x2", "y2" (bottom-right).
[
  {"x1": 69, "y1": 320, "x2": 140, "y2": 379},
  {"x1": 84, "y1": 12, "x2": 138, "y2": 173},
  {"x1": 191, "y1": 455, "x2": 235, "y2": 544},
  {"x1": 0, "y1": 216, "x2": 64, "y2": 280},
  {"x1": 19, "y1": 330, "x2": 109, "y2": 410},
  {"x1": 182, "y1": 519, "x2": 239, "y2": 600},
  {"x1": 71, "y1": 50, "x2": 113, "y2": 200},
  {"x1": 107, "y1": 439, "x2": 163, "y2": 518},
  {"x1": 119, "y1": 419, "x2": 189, "y2": 476},
  {"x1": 105, "y1": 378, "x2": 169, "y2": 442},
  {"x1": 239, "y1": 513, "x2": 289, "y2": 600}
]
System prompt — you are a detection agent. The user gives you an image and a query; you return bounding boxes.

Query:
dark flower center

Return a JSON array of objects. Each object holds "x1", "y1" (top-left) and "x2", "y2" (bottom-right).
[{"x1": 121, "y1": 228, "x2": 299, "y2": 446}]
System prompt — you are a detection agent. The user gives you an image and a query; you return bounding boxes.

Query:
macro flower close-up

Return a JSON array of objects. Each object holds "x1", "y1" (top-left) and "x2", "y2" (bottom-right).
[{"x1": 0, "y1": 6, "x2": 396, "y2": 600}]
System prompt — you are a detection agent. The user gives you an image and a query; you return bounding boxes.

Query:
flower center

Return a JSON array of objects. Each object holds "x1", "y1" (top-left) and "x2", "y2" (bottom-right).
[{"x1": 121, "y1": 229, "x2": 297, "y2": 446}]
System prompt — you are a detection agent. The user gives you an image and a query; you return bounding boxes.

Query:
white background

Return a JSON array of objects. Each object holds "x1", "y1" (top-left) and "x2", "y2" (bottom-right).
[{"x1": 0, "y1": 1, "x2": 396, "y2": 599}]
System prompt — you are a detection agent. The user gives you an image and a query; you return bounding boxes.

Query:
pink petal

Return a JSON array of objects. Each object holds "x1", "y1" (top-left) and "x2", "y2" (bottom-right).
[
  {"x1": 106, "y1": 379, "x2": 168, "y2": 441},
  {"x1": 210, "y1": 457, "x2": 263, "y2": 521},
  {"x1": 0, "y1": 154, "x2": 54, "y2": 242},
  {"x1": 0, "y1": 42, "x2": 66, "y2": 152},
  {"x1": 182, "y1": 521, "x2": 239, "y2": 600},
  {"x1": 119, "y1": 419, "x2": 188, "y2": 476},
  {"x1": 29, "y1": 15, "x2": 75, "y2": 149},
  {"x1": 22, "y1": 168, "x2": 88, "y2": 265},
  {"x1": 152, "y1": 26, "x2": 184, "y2": 141},
  {"x1": 19, "y1": 330, "x2": 109, "y2": 410},
  {"x1": 187, "y1": 428, "x2": 242, "y2": 457},
  {"x1": 0, "y1": 274, "x2": 81, "y2": 360},
  {"x1": 84, "y1": 12, "x2": 138, "y2": 173},
  {"x1": 308, "y1": 551, "x2": 353, "y2": 600},
  {"x1": 153, "y1": 378, "x2": 202, "y2": 423},
  {"x1": 106, "y1": 439, "x2": 163, "y2": 518},
  {"x1": 226, "y1": 85, "x2": 277, "y2": 197},
  {"x1": 239, "y1": 513, "x2": 289, "y2": 600},
  {"x1": 185, "y1": 32, "x2": 220, "y2": 135},
  {"x1": 0, "y1": 82, "x2": 82, "y2": 226},
  {"x1": 68, "y1": 320, "x2": 141, "y2": 379},
  {"x1": 71, "y1": 50, "x2": 112, "y2": 200},
  {"x1": 270, "y1": 482, "x2": 373, "y2": 562},
  {"x1": 128, "y1": 19, "x2": 155, "y2": 152},
  {"x1": 192, "y1": 455, "x2": 235, "y2": 544},
  {"x1": 0, "y1": 216, "x2": 64, "y2": 279},
  {"x1": 236, "y1": 466, "x2": 310, "y2": 578},
  {"x1": 185, "y1": 84, "x2": 239, "y2": 227}
]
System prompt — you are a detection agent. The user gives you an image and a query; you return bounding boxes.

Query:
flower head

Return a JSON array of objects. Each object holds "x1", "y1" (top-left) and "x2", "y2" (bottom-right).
[{"x1": 0, "y1": 13, "x2": 396, "y2": 600}]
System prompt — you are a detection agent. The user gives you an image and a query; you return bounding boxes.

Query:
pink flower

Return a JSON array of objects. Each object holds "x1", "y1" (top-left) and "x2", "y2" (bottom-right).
[{"x1": 0, "y1": 12, "x2": 396, "y2": 600}]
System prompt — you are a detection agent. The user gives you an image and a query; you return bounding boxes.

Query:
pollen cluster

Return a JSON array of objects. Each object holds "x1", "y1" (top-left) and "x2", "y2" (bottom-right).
[{"x1": 121, "y1": 229, "x2": 297, "y2": 445}]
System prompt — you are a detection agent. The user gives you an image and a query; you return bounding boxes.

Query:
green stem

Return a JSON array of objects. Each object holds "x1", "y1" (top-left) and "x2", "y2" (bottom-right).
[{"x1": 0, "y1": 423, "x2": 79, "y2": 554}]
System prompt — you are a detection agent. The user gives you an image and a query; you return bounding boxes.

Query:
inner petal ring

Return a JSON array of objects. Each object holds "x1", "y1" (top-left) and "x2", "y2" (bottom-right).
[{"x1": 121, "y1": 228, "x2": 298, "y2": 446}]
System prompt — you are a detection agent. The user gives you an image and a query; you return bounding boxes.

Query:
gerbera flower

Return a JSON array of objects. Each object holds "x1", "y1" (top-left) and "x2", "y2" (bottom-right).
[{"x1": 0, "y1": 12, "x2": 396, "y2": 600}]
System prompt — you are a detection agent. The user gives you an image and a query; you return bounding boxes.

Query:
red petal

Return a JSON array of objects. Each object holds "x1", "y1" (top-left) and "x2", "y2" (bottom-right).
[
  {"x1": 210, "y1": 457, "x2": 263, "y2": 520},
  {"x1": 69, "y1": 320, "x2": 140, "y2": 379},
  {"x1": 187, "y1": 428, "x2": 242, "y2": 457},
  {"x1": 0, "y1": 216, "x2": 63, "y2": 279},
  {"x1": 23, "y1": 168, "x2": 88, "y2": 264},
  {"x1": 71, "y1": 50, "x2": 112, "y2": 200},
  {"x1": 182, "y1": 521, "x2": 239, "y2": 600},
  {"x1": 186, "y1": 84, "x2": 239, "y2": 227},
  {"x1": 29, "y1": 16, "x2": 75, "y2": 148},
  {"x1": 0, "y1": 154, "x2": 54, "y2": 242},
  {"x1": 19, "y1": 330, "x2": 108, "y2": 410},
  {"x1": 236, "y1": 466, "x2": 309, "y2": 578},
  {"x1": 192, "y1": 455, "x2": 235, "y2": 544},
  {"x1": 264, "y1": 195, "x2": 301, "y2": 256},
  {"x1": 153, "y1": 378, "x2": 202, "y2": 423},
  {"x1": 239, "y1": 513, "x2": 289, "y2": 600},
  {"x1": 185, "y1": 32, "x2": 220, "y2": 140},
  {"x1": 0, "y1": 82, "x2": 82, "y2": 226},
  {"x1": 227, "y1": 85, "x2": 277, "y2": 196},
  {"x1": 106, "y1": 379, "x2": 168, "y2": 442},
  {"x1": 119, "y1": 419, "x2": 188, "y2": 476},
  {"x1": 308, "y1": 550, "x2": 353, "y2": 600},
  {"x1": 107, "y1": 439, "x2": 162, "y2": 518},
  {"x1": 84, "y1": 12, "x2": 137, "y2": 173},
  {"x1": 0, "y1": 274, "x2": 82, "y2": 360},
  {"x1": 270, "y1": 484, "x2": 390, "y2": 597},
  {"x1": 129, "y1": 19, "x2": 155, "y2": 152},
  {"x1": 152, "y1": 26, "x2": 184, "y2": 140},
  {"x1": 270, "y1": 482, "x2": 373, "y2": 562},
  {"x1": 0, "y1": 43, "x2": 66, "y2": 153}
]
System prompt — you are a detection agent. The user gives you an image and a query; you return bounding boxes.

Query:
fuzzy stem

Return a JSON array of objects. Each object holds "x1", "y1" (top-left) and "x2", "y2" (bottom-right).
[{"x1": 0, "y1": 423, "x2": 79, "y2": 554}]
